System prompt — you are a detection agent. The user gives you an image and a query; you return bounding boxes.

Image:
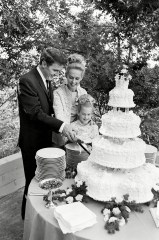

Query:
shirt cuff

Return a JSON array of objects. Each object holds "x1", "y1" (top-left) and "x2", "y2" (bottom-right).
[{"x1": 59, "y1": 122, "x2": 65, "y2": 133}]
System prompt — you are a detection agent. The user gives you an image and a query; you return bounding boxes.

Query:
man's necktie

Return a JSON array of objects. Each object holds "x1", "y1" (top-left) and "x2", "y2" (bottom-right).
[{"x1": 46, "y1": 80, "x2": 52, "y2": 100}]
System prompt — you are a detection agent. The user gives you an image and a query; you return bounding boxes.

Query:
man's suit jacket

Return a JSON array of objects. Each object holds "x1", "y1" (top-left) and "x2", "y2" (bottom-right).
[{"x1": 18, "y1": 67, "x2": 63, "y2": 152}]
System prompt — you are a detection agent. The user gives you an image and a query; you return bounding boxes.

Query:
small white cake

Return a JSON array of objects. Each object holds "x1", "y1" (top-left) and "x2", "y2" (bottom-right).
[
  {"x1": 108, "y1": 87, "x2": 135, "y2": 108},
  {"x1": 100, "y1": 110, "x2": 141, "y2": 138},
  {"x1": 108, "y1": 78, "x2": 135, "y2": 108}
]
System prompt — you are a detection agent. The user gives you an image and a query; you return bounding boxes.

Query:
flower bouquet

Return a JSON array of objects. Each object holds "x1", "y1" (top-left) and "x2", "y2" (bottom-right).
[{"x1": 101, "y1": 194, "x2": 143, "y2": 234}]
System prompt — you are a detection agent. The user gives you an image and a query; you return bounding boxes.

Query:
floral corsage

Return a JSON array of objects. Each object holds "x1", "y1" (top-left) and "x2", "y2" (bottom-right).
[{"x1": 101, "y1": 194, "x2": 143, "y2": 234}]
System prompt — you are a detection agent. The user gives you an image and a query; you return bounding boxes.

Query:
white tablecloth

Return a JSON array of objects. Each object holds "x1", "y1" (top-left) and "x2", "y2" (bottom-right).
[{"x1": 23, "y1": 178, "x2": 159, "y2": 240}]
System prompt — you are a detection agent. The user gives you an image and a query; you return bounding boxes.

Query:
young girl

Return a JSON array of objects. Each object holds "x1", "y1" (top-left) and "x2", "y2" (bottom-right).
[
  {"x1": 53, "y1": 53, "x2": 87, "y2": 147},
  {"x1": 65, "y1": 94, "x2": 99, "y2": 167},
  {"x1": 71, "y1": 94, "x2": 99, "y2": 144}
]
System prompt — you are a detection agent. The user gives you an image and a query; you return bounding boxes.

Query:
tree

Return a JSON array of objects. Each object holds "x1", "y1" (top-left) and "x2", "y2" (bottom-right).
[
  {"x1": 0, "y1": 0, "x2": 159, "y2": 152},
  {"x1": 93, "y1": 0, "x2": 159, "y2": 62},
  {"x1": 0, "y1": 0, "x2": 75, "y2": 87}
]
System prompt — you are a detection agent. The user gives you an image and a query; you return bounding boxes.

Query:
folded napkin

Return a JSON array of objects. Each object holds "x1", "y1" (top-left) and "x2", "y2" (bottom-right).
[
  {"x1": 54, "y1": 202, "x2": 97, "y2": 234},
  {"x1": 150, "y1": 208, "x2": 159, "y2": 228}
]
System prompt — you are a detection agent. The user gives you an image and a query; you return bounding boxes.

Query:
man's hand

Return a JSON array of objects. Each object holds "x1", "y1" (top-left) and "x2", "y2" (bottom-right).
[{"x1": 62, "y1": 124, "x2": 77, "y2": 142}]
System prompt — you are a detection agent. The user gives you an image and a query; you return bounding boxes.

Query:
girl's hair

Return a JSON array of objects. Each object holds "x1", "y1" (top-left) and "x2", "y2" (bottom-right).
[
  {"x1": 77, "y1": 94, "x2": 95, "y2": 112},
  {"x1": 66, "y1": 53, "x2": 86, "y2": 78},
  {"x1": 39, "y1": 47, "x2": 66, "y2": 66}
]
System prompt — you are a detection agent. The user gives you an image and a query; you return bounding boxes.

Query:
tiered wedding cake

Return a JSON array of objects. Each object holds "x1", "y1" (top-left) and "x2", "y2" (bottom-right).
[{"x1": 76, "y1": 67, "x2": 159, "y2": 203}]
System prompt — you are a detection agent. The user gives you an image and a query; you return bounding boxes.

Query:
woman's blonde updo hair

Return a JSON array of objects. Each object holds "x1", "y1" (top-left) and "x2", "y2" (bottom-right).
[{"x1": 66, "y1": 53, "x2": 86, "y2": 78}]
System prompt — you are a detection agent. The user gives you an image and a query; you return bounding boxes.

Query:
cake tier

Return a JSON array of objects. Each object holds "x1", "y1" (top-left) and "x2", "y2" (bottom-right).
[
  {"x1": 76, "y1": 161, "x2": 159, "y2": 203},
  {"x1": 89, "y1": 137, "x2": 146, "y2": 169},
  {"x1": 108, "y1": 88, "x2": 135, "y2": 108},
  {"x1": 100, "y1": 110, "x2": 141, "y2": 138}
]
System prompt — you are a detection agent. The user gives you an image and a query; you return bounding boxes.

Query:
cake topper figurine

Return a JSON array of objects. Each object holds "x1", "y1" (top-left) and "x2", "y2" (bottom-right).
[{"x1": 115, "y1": 65, "x2": 132, "y2": 90}]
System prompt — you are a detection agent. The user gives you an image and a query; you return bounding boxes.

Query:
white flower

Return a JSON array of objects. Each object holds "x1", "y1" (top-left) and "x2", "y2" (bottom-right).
[
  {"x1": 112, "y1": 207, "x2": 121, "y2": 215},
  {"x1": 52, "y1": 76, "x2": 59, "y2": 83},
  {"x1": 119, "y1": 217, "x2": 126, "y2": 227},
  {"x1": 66, "y1": 188, "x2": 72, "y2": 195},
  {"x1": 125, "y1": 206, "x2": 131, "y2": 213},
  {"x1": 45, "y1": 202, "x2": 51, "y2": 208},
  {"x1": 76, "y1": 180, "x2": 83, "y2": 188},
  {"x1": 75, "y1": 194, "x2": 83, "y2": 202},
  {"x1": 127, "y1": 74, "x2": 132, "y2": 80},
  {"x1": 72, "y1": 171, "x2": 76, "y2": 176},
  {"x1": 108, "y1": 217, "x2": 118, "y2": 223},
  {"x1": 103, "y1": 208, "x2": 111, "y2": 216},
  {"x1": 66, "y1": 196, "x2": 74, "y2": 204},
  {"x1": 115, "y1": 196, "x2": 123, "y2": 203},
  {"x1": 153, "y1": 184, "x2": 159, "y2": 192},
  {"x1": 61, "y1": 193, "x2": 66, "y2": 197},
  {"x1": 121, "y1": 68, "x2": 128, "y2": 74},
  {"x1": 104, "y1": 214, "x2": 109, "y2": 222}
]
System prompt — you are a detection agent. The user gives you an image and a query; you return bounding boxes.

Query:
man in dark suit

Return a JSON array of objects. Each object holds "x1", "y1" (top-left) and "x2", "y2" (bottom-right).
[{"x1": 18, "y1": 47, "x2": 77, "y2": 219}]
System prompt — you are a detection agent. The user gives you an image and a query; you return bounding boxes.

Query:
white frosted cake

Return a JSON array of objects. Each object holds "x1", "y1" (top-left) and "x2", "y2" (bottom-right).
[
  {"x1": 76, "y1": 67, "x2": 159, "y2": 203},
  {"x1": 100, "y1": 109, "x2": 141, "y2": 138},
  {"x1": 89, "y1": 137, "x2": 146, "y2": 169},
  {"x1": 76, "y1": 161, "x2": 159, "y2": 203},
  {"x1": 108, "y1": 88, "x2": 135, "y2": 108},
  {"x1": 108, "y1": 74, "x2": 135, "y2": 108}
]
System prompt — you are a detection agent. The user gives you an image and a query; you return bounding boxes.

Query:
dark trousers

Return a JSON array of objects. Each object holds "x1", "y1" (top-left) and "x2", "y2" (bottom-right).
[{"x1": 20, "y1": 146, "x2": 38, "y2": 220}]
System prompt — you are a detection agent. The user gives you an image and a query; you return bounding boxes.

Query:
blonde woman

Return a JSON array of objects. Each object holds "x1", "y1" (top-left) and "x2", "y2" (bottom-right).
[{"x1": 53, "y1": 54, "x2": 87, "y2": 147}]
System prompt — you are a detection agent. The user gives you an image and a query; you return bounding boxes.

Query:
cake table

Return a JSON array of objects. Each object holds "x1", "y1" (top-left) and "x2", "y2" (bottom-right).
[{"x1": 23, "y1": 178, "x2": 159, "y2": 240}]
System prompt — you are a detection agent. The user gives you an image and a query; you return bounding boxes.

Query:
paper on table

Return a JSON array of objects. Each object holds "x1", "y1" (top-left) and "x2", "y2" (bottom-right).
[
  {"x1": 150, "y1": 208, "x2": 159, "y2": 228},
  {"x1": 54, "y1": 202, "x2": 97, "y2": 234},
  {"x1": 54, "y1": 211, "x2": 75, "y2": 234}
]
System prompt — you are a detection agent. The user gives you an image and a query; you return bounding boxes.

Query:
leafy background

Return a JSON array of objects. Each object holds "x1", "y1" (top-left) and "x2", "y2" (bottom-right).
[{"x1": 0, "y1": 0, "x2": 159, "y2": 158}]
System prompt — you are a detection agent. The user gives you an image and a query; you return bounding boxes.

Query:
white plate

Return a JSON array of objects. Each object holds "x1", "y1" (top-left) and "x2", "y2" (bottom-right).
[{"x1": 36, "y1": 148, "x2": 65, "y2": 159}]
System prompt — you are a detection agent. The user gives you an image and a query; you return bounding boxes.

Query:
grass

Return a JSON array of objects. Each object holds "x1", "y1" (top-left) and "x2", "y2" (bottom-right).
[{"x1": 0, "y1": 187, "x2": 24, "y2": 240}]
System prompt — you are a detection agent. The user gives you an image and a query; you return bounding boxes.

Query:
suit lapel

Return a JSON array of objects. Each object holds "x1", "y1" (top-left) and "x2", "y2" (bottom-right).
[{"x1": 33, "y1": 67, "x2": 53, "y2": 103}]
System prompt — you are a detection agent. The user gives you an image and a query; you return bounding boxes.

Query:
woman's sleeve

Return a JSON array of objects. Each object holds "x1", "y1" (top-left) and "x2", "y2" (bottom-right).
[
  {"x1": 81, "y1": 87, "x2": 87, "y2": 95},
  {"x1": 53, "y1": 90, "x2": 65, "y2": 122},
  {"x1": 77, "y1": 86, "x2": 87, "y2": 97}
]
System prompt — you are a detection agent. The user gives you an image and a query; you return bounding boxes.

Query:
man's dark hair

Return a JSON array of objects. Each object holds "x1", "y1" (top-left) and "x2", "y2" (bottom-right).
[{"x1": 39, "y1": 47, "x2": 67, "y2": 66}]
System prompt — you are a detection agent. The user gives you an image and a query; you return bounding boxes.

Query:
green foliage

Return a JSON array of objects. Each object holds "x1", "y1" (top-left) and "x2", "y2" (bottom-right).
[
  {"x1": 94, "y1": 0, "x2": 159, "y2": 63},
  {"x1": 140, "y1": 107, "x2": 159, "y2": 149},
  {"x1": 0, "y1": 115, "x2": 20, "y2": 159}
]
